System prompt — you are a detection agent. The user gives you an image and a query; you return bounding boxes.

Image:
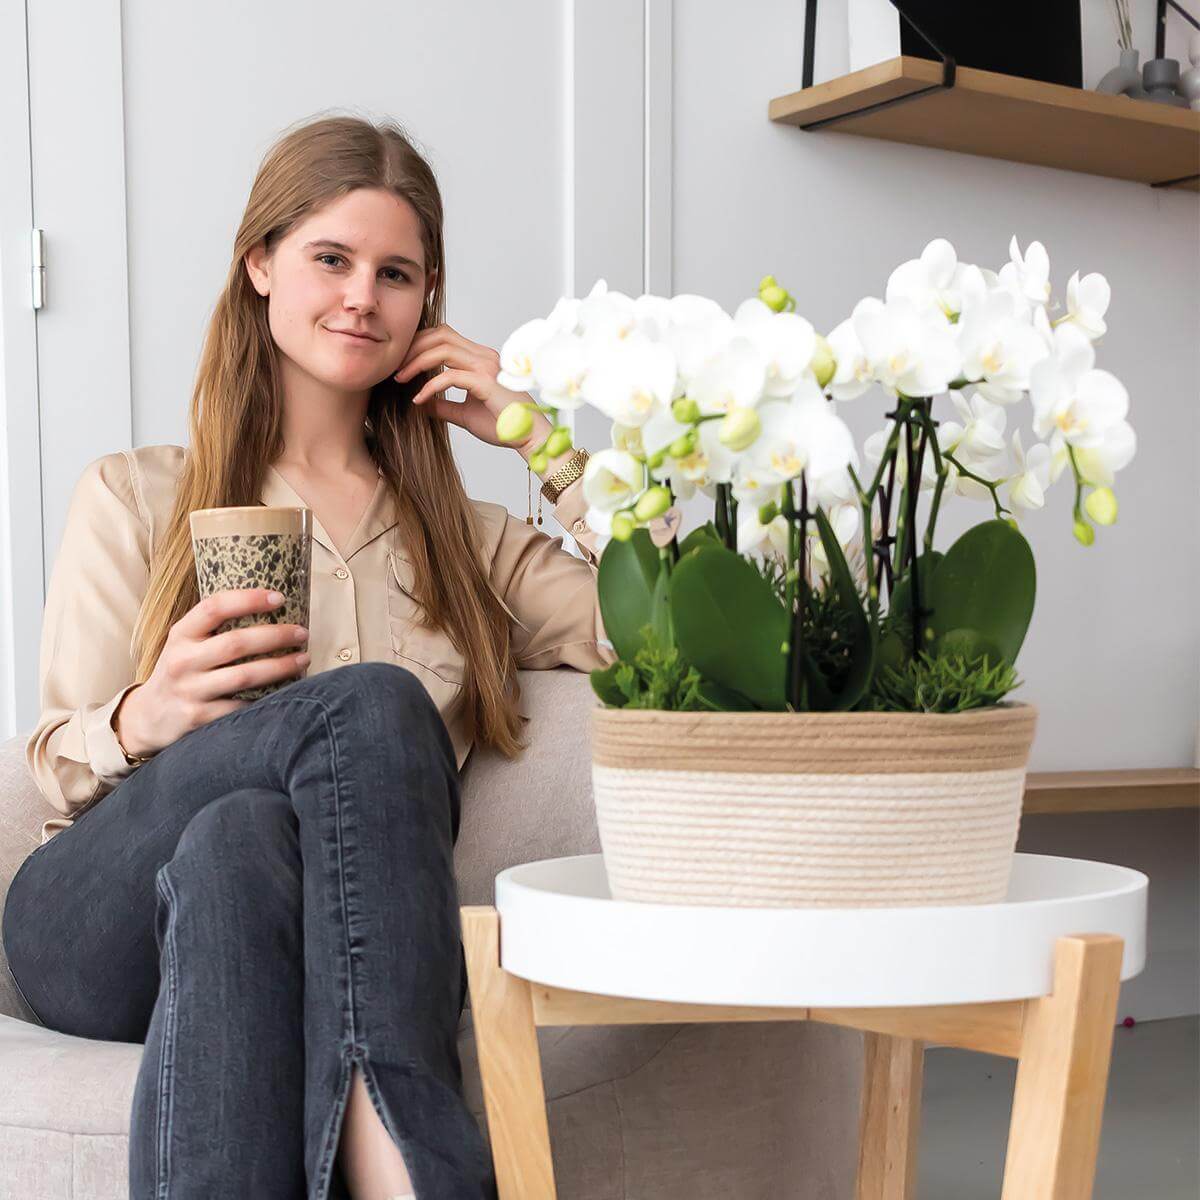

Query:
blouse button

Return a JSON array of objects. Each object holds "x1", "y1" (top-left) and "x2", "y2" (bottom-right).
[
  {"x1": 572, "y1": 519, "x2": 586, "y2": 533},
  {"x1": 334, "y1": 567, "x2": 349, "y2": 579},
  {"x1": 337, "y1": 648, "x2": 353, "y2": 661}
]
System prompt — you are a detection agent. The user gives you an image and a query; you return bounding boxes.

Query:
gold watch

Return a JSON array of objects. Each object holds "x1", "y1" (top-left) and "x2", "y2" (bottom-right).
[{"x1": 539, "y1": 448, "x2": 590, "y2": 505}]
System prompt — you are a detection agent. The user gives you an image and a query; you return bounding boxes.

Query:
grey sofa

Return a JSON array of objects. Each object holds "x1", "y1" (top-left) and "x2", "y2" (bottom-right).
[{"x1": 0, "y1": 667, "x2": 863, "y2": 1199}]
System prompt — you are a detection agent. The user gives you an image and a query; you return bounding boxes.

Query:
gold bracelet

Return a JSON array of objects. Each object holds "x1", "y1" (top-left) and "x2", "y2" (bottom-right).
[
  {"x1": 539, "y1": 448, "x2": 590, "y2": 505},
  {"x1": 113, "y1": 688, "x2": 155, "y2": 765}
]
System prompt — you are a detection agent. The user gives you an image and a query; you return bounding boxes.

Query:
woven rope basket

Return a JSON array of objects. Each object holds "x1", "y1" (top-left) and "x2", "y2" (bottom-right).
[{"x1": 591, "y1": 702, "x2": 1038, "y2": 908}]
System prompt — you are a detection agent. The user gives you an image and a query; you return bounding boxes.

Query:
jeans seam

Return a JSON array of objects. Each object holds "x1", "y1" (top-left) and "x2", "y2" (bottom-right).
[{"x1": 154, "y1": 868, "x2": 181, "y2": 1200}]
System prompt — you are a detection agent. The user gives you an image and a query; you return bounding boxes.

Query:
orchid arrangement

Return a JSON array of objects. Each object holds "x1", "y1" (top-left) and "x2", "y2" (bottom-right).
[{"x1": 492, "y1": 237, "x2": 1136, "y2": 714}]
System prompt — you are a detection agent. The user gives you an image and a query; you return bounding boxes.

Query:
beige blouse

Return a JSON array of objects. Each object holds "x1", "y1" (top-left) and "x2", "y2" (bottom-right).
[{"x1": 27, "y1": 443, "x2": 616, "y2": 846}]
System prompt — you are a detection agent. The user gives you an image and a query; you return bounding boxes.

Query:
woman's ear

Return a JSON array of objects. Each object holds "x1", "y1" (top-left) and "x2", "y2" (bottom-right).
[
  {"x1": 244, "y1": 241, "x2": 271, "y2": 297},
  {"x1": 425, "y1": 267, "x2": 438, "y2": 299}
]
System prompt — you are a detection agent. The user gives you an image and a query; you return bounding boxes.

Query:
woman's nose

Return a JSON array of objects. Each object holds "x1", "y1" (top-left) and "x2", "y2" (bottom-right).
[{"x1": 342, "y1": 269, "x2": 379, "y2": 311}]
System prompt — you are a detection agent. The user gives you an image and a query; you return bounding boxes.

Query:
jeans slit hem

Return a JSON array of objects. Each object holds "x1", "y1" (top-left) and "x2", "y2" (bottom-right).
[{"x1": 312, "y1": 1044, "x2": 359, "y2": 1200}]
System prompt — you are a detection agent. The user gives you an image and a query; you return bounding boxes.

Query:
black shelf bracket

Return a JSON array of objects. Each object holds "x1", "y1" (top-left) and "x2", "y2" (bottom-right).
[{"x1": 798, "y1": 0, "x2": 956, "y2": 131}]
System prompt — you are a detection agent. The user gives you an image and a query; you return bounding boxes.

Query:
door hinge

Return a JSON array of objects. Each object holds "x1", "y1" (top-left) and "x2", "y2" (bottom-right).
[{"x1": 31, "y1": 229, "x2": 45, "y2": 310}]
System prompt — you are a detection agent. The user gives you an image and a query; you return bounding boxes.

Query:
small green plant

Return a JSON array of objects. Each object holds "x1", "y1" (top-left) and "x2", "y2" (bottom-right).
[
  {"x1": 590, "y1": 624, "x2": 710, "y2": 710},
  {"x1": 866, "y1": 652, "x2": 1021, "y2": 714}
]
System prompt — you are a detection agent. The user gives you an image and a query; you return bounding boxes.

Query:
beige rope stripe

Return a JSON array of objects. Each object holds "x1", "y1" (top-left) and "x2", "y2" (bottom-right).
[{"x1": 591, "y1": 702, "x2": 1037, "y2": 775}]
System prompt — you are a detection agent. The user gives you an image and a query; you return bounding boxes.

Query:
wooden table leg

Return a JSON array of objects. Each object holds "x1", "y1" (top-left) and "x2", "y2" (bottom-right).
[
  {"x1": 855, "y1": 1033, "x2": 924, "y2": 1200},
  {"x1": 461, "y1": 906, "x2": 557, "y2": 1200},
  {"x1": 1001, "y1": 933, "x2": 1124, "y2": 1200}
]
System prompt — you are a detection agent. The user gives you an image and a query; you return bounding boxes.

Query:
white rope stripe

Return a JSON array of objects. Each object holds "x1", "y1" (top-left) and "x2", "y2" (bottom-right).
[{"x1": 592, "y1": 764, "x2": 1026, "y2": 906}]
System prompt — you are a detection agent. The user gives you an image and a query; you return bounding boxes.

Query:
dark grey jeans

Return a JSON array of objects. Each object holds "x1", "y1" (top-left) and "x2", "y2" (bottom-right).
[{"x1": 2, "y1": 661, "x2": 497, "y2": 1200}]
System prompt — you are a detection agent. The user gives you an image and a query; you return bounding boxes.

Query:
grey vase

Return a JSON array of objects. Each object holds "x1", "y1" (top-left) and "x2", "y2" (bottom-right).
[
  {"x1": 1097, "y1": 47, "x2": 1147, "y2": 98},
  {"x1": 1142, "y1": 57, "x2": 1191, "y2": 107}
]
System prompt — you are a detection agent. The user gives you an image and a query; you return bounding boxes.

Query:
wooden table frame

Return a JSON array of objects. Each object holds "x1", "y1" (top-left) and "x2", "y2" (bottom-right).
[{"x1": 462, "y1": 906, "x2": 1124, "y2": 1200}]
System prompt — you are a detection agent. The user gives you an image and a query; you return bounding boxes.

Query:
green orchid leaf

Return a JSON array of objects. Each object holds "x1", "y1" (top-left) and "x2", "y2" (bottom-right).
[
  {"x1": 678, "y1": 521, "x2": 722, "y2": 558},
  {"x1": 668, "y1": 543, "x2": 789, "y2": 710},
  {"x1": 596, "y1": 527, "x2": 664, "y2": 661},
  {"x1": 695, "y1": 679, "x2": 760, "y2": 711},
  {"x1": 927, "y1": 520, "x2": 1036, "y2": 666}
]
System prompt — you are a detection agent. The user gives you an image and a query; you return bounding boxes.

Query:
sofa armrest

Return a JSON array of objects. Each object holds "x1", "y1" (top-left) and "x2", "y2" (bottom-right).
[
  {"x1": 0, "y1": 734, "x2": 53, "y2": 1022},
  {"x1": 454, "y1": 667, "x2": 602, "y2": 907}
]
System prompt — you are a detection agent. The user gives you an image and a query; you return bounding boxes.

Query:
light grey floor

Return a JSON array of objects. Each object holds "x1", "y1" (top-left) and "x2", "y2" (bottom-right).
[{"x1": 920, "y1": 1015, "x2": 1199, "y2": 1199}]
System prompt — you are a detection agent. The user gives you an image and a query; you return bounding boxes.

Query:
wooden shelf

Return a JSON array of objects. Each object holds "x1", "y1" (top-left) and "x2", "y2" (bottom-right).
[
  {"x1": 1023, "y1": 768, "x2": 1200, "y2": 815},
  {"x1": 769, "y1": 56, "x2": 1200, "y2": 190}
]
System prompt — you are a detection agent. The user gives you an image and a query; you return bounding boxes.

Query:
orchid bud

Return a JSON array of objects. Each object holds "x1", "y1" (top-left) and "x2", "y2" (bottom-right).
[
  {"x1": 496, "y1": 401, "x2": 534, "y2": 444},
  {"x1": 647, "y1": 447, "x2": 667, "y2": 469},
  {"x1": 668, "y1": 432, "x2": 694, "y2": 458},
  {"x1": 633, "y1": 486, "x2": 671, "y2": 522},
  {"x1": 759, "y1": 274, "x2": 777, "y2": 292},
  {"x1": 1072, "y1": 518, "x2": 1095, "y2": 547},
  {"x1": 672, "y1": 396, "x2": 700, "y2": 424},
  {"x1": 611, "y1": 512, "x2": 635, "y2": 541},
  {"x1": 810, "y1": 334, "x2": 836, "y2": 389},
  {"x1": 1084, "y1": 486, "x2": 1118, "y2": 526},
  {"x1": 758, "y1": 500, "x2": 779, "y2": 524},
  {"x1": 530, "y1": 450, "x2": 549, "y2": 473},
  {"x1": 760, "y1": 284, "x2": 789, "y2": 313},
  {"x1": 545, "y1": 427, "x2": 573, "y2": 457},
  {"x1": 718, "y1": 407, "x2": 761, "y2": 452}
]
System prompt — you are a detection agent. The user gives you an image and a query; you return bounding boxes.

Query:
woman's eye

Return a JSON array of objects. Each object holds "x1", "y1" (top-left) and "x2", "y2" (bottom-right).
[{"x1": 317, "y1": 254, "x2": 408, "y2": 283}]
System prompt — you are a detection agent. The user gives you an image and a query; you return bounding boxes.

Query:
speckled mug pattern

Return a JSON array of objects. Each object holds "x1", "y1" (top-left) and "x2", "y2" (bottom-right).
[{"x1": 191, "y1": 514, "x2": 312, "y2": 702}]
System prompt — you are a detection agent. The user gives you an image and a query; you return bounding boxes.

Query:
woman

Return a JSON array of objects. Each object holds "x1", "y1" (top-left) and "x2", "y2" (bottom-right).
[{"x1": 1, "y1": 114, "x2": 613, "y2": 1200}]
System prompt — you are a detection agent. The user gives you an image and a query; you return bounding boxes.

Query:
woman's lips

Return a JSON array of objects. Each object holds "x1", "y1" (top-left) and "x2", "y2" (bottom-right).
[{"x1": 326, "y1": 326, "x2": 379, "y2": 343}]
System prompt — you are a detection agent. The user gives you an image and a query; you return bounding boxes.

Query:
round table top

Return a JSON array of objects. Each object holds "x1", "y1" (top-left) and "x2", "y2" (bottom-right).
[{"x1": 493, "y1": 852, "x2": 1148, "y2": 1008}]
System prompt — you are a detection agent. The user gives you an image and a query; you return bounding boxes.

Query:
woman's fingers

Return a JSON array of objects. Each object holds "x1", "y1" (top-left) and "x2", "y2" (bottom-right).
[
  {"x1": 411, "y1": 368, "x2": 474, "y2": 405},
  {"x1": 395, "y1": 326, "x2": 494, "y2": 381}
]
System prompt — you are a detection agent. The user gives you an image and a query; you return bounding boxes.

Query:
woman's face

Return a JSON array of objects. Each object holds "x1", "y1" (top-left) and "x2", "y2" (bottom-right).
[{"x1": 244, "y1": 187, "x2": 436, "y2": 394}]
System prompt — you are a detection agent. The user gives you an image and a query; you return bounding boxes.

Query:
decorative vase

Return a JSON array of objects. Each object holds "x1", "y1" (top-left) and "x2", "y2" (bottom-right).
[
  {"x1": 590, "y1": 702, "x2": 1038, "y2": 909},
  {"x1": 1142, "y1": 57, "x2": 1191, "y2": 107},
  {"x1": 1181, "y1": 32, "x2": 1200, "y2": 112},
  {"x1": 1096, "y1": 47, "x2": 1146, "y2": 97}
]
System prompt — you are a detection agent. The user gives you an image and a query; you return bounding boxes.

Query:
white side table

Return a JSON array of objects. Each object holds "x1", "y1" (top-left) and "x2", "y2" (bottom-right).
[{"x1": 461, "y1": 852, "x2": 1148, "y2": 1200}]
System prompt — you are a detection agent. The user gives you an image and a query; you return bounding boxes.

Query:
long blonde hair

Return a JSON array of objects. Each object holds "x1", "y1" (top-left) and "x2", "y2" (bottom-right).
[{"x1": 131, "y1": 113, "x2": 528, "y2": 760}]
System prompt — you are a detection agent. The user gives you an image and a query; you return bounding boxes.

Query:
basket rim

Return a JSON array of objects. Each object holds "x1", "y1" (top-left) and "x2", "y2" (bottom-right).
[{"x1": 591, "y1": 700, "x2": 1037, "y2": 724}]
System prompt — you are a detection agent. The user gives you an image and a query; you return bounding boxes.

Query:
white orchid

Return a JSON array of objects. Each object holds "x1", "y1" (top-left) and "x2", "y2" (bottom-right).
[
  {"x1": 575, "y1": 279, "x2": 638, "y2": 341},
  {"x1": 737, "y1": 508, "x2": 791, "y2": 559},
  {"x1": 955, "y1": 290, "x2": 1049, "y2": 405},
  {"x1": 885, "y1": 237, "x2": 987, "y2": 320},
  {"x1": 498, "y1": 235, "x2": 1133, "y2": 569},
  {"x1": 732, "y1": 297, "x2": 818, "y2": 396},
  {"x1": 853, "y1": 297, "x2": 962, "y2": 397},
  {"x1": 1048, "y1": 418, "x2": 1136, "y2": 486},
  {"x1": 687, "y1": 336, "x2": 769, "y2": 417},
  {"x1": 581, "y1": 448, "x2": 645, "y2": 513},
  {"x1": 1030, "y1": 324, "x2": 1128, "y2": 448},
  {"x1": 1007, "y1": 430, "x2": 1053, "y2": 514},
  {"x1": 941, "y1": 391, "x2": 1008, "y2": 459},
  {"x1": 738, "y1": 385, "x2": 856, "y2": 490},
  {"x1": 825, "y1": 299, "x2": 880, "y2": 401},
  {"x1": 1062, "y1": 271, "x2": 1111, "y2": 340},
  {"x1": 579, "y1": 333, "x2": 676, "y2": 427},
  {"x1": 998, "y1": 236, "x2": 1052, "y2": 312},
  {"x1": 806, "y1": 501, "x2": 862, "y2": 577},
  {"x1": 497, "y1": 316, "x2": 559, "y2": 393},
  {"x1": 529, "y1": 331, "x2": 591, "y2": 411}
]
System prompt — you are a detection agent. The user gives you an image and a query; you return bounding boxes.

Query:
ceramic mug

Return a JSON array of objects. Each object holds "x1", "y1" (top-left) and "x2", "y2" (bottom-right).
[{"x1": 189, "y1": 505, "x2": 314, "y2": 701}]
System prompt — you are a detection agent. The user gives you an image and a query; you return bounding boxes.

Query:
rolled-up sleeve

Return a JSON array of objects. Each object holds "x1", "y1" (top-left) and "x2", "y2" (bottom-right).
[
  {"x1": 482, "y1": 475, "x2": 617, "y2": 672},
  {"x1": 26, "y1": 451, "x2": 150, "y2": 819}
]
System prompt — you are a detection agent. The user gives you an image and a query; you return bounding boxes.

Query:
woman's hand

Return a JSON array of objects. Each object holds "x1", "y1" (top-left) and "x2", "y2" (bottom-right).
[
  {"x1": 114, "y1": 589, "x2": 310, "y2": 758},
  {"x1": 392, "y1": 323, "x2": 537, "y2": 450}
]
